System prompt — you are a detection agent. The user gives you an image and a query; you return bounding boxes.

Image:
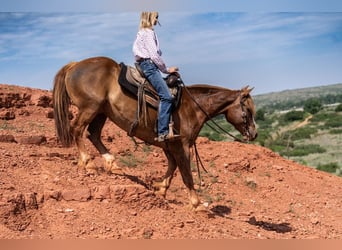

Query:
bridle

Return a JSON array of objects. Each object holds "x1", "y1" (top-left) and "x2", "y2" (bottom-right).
[
  {"x1": 239, "y1": 95, "x2": 251, "y2": 141},
  {"x1": 182, "y1": 83, "x2": 251, "y2": 142}
]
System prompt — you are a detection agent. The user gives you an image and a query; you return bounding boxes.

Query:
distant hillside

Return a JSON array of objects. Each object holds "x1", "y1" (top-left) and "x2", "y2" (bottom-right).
[{"x1": 254, "y1": 83, "x2": 342, "y2": 110}]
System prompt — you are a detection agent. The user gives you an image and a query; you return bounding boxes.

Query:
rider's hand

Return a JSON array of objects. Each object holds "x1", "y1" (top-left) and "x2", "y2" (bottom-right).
[{"x1": 168, "y1": 66, "x2": 179, "y2": 73}]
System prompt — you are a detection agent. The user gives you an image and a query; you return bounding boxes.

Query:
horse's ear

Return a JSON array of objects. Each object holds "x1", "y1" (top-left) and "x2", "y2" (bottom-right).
[{"x1": 242, "y1": 86, "x2": 254, "y2": 96}]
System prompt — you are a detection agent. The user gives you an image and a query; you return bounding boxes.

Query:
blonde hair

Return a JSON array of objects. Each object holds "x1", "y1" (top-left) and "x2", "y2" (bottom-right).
[{"x1": 139, "y1": 12, "x2": 159, "y2": 29}]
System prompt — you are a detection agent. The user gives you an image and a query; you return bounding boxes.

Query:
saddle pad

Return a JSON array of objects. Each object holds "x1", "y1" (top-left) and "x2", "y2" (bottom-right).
[
  {"x1": 118, "y1": 62, "x2": 182, "y2": 110},
  {"x1": 118, "y1": 63, "x2": 159, "y2": 108}
]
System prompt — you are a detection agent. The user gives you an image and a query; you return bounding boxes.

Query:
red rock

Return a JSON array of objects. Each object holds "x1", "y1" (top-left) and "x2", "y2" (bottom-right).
[
  {"x1": 0, "y1": 110, "x2": 15, "y2": 120},
  {"x1": 0, "y1": 134, "x2": 16, "y2": 143},
  {"x1": 18, "y1": 135, "x2": 47, "y2": 145},
  {"x1": 62, "y1": 188, "x2": 91, "y2": 202}
]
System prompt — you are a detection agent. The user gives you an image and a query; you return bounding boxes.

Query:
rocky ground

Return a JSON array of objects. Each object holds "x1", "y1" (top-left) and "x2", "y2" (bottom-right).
[{"x1": 0, "y1": 83, "x2": 341, "y2": 239}]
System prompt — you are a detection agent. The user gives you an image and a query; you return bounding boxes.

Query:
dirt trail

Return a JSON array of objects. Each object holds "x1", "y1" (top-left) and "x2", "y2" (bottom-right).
[
  {"x1": 292, "y1": 115, "x2": 313, "y2": 129},
  {"x1": 0, "y1": 83, "x2": 341, "y2": 239}
]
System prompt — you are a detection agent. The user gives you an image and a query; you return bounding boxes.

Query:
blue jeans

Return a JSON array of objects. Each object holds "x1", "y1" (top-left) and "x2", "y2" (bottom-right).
[{"x1": 139, "y1": 60, "x2": 173, "y2": 136}]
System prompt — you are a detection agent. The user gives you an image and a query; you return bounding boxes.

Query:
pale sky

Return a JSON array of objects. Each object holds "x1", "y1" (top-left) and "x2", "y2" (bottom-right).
[{"x1": 1, "y1": 1, "x2": 342, "y2": 94}]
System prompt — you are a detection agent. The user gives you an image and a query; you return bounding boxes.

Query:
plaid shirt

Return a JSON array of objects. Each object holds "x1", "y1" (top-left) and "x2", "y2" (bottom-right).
[{"x1": 133, "y1": 28, "x2": 168, "y2": 74}]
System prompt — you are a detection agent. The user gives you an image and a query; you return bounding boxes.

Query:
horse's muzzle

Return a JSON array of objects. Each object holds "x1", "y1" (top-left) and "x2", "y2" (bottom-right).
[{"x1": 243, "y1": 131, "x2": 258, "y2": 142}]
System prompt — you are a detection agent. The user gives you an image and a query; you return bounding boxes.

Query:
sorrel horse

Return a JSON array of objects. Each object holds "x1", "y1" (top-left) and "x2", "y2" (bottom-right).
[{"x1": 53, "y1": 56, "x2": 257, "y2": 210}]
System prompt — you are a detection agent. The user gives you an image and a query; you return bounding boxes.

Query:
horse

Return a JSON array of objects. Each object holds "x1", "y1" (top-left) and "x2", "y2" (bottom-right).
[{"x1": 52, "y1": 56, "x2": 258, "y2": 210}]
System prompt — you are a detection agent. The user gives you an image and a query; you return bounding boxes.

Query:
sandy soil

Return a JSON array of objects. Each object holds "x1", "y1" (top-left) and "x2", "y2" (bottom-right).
[{"x1": 0, "y1": 83, "x2": 341, "y2": 239}]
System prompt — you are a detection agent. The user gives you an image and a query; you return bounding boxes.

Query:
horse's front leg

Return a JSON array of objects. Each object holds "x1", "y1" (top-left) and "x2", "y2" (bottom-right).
[
  {"x1": 153, "y1": 150, "x2": 177, "y2": 197},
  {"x1": 179, "y1": 167, "x2": 201, "y2": 210},
  {"x1": 176, "y1": 146, "x2": 201, "y2": 210}
]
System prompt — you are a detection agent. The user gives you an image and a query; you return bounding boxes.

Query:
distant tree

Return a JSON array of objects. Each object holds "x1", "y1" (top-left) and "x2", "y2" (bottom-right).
[
  {"x1": 304, "y1": 98, "x2": 322, "y2": 114},
  {"x1": 283, "y1": 110, "x2": 304, "y2": 122},
  {"x1": 335, "y1": 103, "x2": 342, "y2": 112},
  {"x1": 256, "y1": 109, "x2": 266, "y2": 121}
]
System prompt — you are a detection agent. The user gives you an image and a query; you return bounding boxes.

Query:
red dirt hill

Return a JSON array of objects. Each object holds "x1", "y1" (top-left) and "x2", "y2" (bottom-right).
[{"x1": 0, "y1": 83, "x2": 341, "y2": 239}]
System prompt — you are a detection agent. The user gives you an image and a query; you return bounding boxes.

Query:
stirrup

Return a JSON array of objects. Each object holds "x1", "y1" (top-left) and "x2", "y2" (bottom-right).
[
  {"x1": 154, "y1": 121, "x2": 181, "y2": 142},
  {"x1": 155, "y1": 133, "x2": 181, "y2": 142}
]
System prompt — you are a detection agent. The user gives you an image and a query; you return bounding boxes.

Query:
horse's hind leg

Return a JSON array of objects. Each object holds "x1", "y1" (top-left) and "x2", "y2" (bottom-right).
[
  {"x1": 72, "y1": 109, "x2": 99, "y2": 174},
  {"x1": 87, "y1": 113, "x2": 123, "y2": 175},
  {"x1": 153, "y1": 149, "x2": 177, "y2": 197}
]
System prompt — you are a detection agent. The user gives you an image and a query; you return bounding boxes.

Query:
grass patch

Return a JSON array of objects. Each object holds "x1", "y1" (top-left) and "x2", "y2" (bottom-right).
[
  {"x1": 119, "y1": 153, "x2": 144, "y2": 168},
  {"x1": 283, "y1": 144, "x2": 326, "y2": 157},
  {"x1": 0, "y1": 121, "x2": 17, "y2": 131},
  {"x1": 325, "y1": 116, "x2": 342, "y2": 128},
  {"x1": 317, "y1": 162, "x2": 341, "y2": 175},
  {"x1": 329, "y1": 128, "x2": 342, "y2": 134},
  {"x1": 283, "y1": 127, "x2": 318, "y2": 141}
]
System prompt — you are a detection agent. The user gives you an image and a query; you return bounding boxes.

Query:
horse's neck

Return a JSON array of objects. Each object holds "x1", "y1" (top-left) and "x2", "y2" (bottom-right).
[{"x1": 188, "y1": 85, "x2": 240, "y2": 117}]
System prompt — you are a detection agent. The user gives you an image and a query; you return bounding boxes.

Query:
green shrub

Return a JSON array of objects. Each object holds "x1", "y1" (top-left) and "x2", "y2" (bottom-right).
[
  {"x1": 283, "y1": 110, "x2": 305, "y2": 122},
  {"x1": 329, "y1": 128, "x2": 342, "y2": 134},
  {"x1": 269, "y1": 145, "x2": 286, "y2": 153},
  {"x1": 267, "y1": 135, "x2": 294, "y2": 153},
  {"x1": 256, "y1": 109, "x2": 266, "y2": 121},
  {"x1": 317, "y1": 162, "x2": 340, "y2": 173},
  {"x1": 304, "y1": 98, "x2": 322, "y2": 114},
  {"x1": 284, "y1": 144, "x2": 326, "y2": 157},
  {"x1": 200, "y1": 131, "x2": 226, "y2": 141},
  {"x1": 325, "y1": 116, "x2": 342, "y2": 128},
  {"x1": 335, "y1": 103, "x2": 342, "y2": 112},
  {"x1": 254, "y1": 129, "x2": 271, "y2": 146},
  {"x1": 199, "y1": 118, "x2": 236, "y2": 141},
  {"x1": 283, "y1": 127, "x2": 317, "y2": 141},
  {"x1": 310, "y1": 112, "x2": 333, "y2": 123}
]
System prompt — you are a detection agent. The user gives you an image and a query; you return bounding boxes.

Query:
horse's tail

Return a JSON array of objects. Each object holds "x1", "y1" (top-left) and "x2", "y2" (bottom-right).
[{"x1": 52, "y1": 62, "x2": 76, "y2": 146}]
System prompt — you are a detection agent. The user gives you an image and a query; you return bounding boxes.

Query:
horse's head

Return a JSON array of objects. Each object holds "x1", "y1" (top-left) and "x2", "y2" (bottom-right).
[{"x1": 225, "y1": 86, "x2": 258, "y2": 141}]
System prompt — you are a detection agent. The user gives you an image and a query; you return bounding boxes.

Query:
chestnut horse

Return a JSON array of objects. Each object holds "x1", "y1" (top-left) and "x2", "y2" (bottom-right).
[{"x1": 53, "y1": 56, "x2": 257, "y2": 210}]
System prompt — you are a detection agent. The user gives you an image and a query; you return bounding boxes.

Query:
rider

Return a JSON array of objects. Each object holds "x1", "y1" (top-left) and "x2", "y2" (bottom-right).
[{"x1": 133, "y1": 12, "x2": 180, "y2": 142}]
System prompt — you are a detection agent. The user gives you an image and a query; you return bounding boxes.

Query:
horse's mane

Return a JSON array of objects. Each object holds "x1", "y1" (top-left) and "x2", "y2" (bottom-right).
[
  {"x1": 186, "y1": 84, "x2": 236, "y2": 95},
  {"x1": 186, "y1": 84, "x2": 256, "y2": 115}
]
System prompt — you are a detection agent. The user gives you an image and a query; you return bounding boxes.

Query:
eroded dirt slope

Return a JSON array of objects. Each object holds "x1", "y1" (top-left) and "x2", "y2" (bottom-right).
[{"x1": 0, "y1": 83, "x2": 341, "y2": 239}]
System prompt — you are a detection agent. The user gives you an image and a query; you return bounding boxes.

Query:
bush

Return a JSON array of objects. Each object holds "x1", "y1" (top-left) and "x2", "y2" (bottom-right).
[
  {"x1": 304, "y1": 98, "x2": 322, "y2": 114},
  {"x1": 199, "y1": 122, "x2": 227, "y2": 141},
  {"x1": 256, "y1": 109, "x2": 266, "y2": 121},
  {"x1": 284, "y1": 144, "x2": 326, "y2": 157},
  {"x1": 200, "y1": 131, "x2": 226, "y2": 141},
  {"x1": 283, "y1": 127, "x2": 317, "y2": 141},
  {"x1": 329, "y1": 128, "x2": 342, "y2": 134},
  {"x1": 283, "y1": 110, "x2": 305, "y2": 122},
  {"x1": 267, "y1": 135, "x2": 294, "y2": 154},
  {"x1": 317, "y1": 162, "x2": 340, "y2": 174},
  {"x1": 310, "y1": 112, "x2": 333, "y2": 123},
  {"x1": 254, "y1": 128, "x2": 273, "y2": 146},
  {"x1": 335, "y1": 103, "x2": 342, "y2": 112},
  {"x1": 324, "y1": 116, "x2": 342, "y2": 128}
]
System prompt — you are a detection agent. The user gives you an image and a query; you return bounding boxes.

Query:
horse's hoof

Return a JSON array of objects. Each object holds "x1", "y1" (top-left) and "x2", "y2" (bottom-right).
[
  {"x1": 109, "y1": 166, "x2": 124, "y2": 175},
  {"x1": 153, "y1": 188, "x2": 166, "y2": 198},
  {"x1": 152, "y1": 180, "x2": 163, "y2": 188},
  {"x1": 194, "y1": 204, "x2": 209, "y2": 213},
  {"x1": 86, "y1": 169, "x2": 98, "y2": 176},
  {"x1": 82, "y1": 161, "x2": 98, "y2": 176},
  {"x1": 187, "y1": 203, "x2": 208, "y2": 213}
]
